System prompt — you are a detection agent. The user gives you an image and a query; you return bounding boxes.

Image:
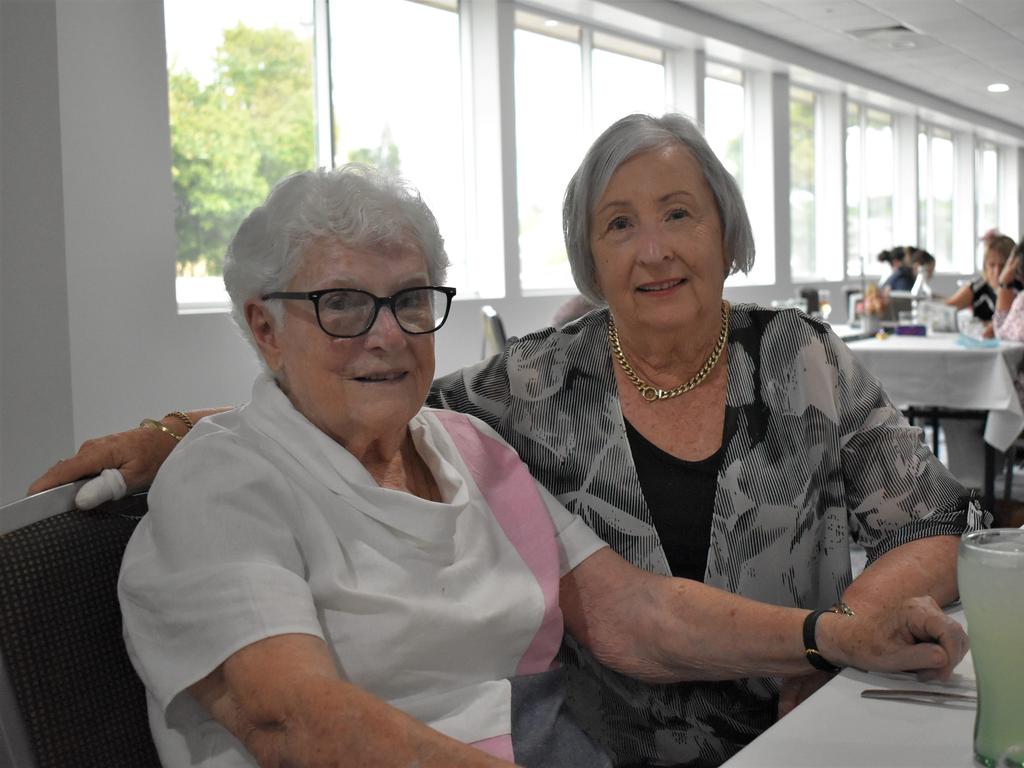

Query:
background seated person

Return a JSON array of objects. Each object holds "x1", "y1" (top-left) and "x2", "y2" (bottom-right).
[
  {"x1": 943, "y1": 235, "x2": 1024, "y2": 489},
  {"x1": 910, "y1": 248, "x2": 936, "y2": 300},
  {"x1": 37, "y1": 114, "x2": 980, "y2": 768},
  {"x1": 552, "y1": 294, "x2": 598, "y2": 328},
  {"x1": 877, "y1": 246, "x2": 915, "y2": 292},
  {"x1": 948, "y1": 230, "x2": 1016, "y2": 338},
  {"x1": 993, "y1": 237, "x2": 1024, "y2": 399}
]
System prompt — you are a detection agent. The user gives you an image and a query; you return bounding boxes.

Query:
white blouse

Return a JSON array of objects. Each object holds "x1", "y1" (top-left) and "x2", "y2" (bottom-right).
[{"x1": 119, "y1": 373, "x2": 607, "y2": 767}]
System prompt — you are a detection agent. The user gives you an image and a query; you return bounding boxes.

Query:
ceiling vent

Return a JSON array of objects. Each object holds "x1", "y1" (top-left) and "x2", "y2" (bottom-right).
[{"x1": 846, "y1": 24, "x2": 929, "y2": 50}]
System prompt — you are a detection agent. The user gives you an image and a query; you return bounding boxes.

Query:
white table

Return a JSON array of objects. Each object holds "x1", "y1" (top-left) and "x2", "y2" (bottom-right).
[
  {"x1": 846, "y1": 333, "x2": 1024, "y2": 511},
  {"x1": 722, "y1": 611, "x2": 977, "y2": 767},
  {"x1": 846, "y1": 333, "x2": 1024, "y2": 453}
]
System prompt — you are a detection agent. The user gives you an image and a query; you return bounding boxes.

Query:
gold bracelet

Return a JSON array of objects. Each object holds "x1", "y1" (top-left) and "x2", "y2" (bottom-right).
[
  {"x1": 164, "y1": 410, "x2": 195, "y2": 433},
  {"x1": 140, "y1": 418, "x2": 183, "y2": 442},
  {"x1": 831, "y1": 601, "x2": 856, "y2": 616}
]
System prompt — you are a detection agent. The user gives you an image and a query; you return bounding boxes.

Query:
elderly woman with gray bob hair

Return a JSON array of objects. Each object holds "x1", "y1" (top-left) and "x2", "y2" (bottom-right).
[{"x1": 35, "y1": 116, "x2": 980, "y2": 768}]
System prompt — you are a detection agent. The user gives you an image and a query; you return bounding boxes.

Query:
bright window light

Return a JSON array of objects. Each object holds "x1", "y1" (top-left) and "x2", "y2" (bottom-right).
[
  {"x1": 165, "y1": 0, "x2": 316, "y2": 312},
  {"x1": 328, "y1": 0, "x2": 471, "y2": 293}
]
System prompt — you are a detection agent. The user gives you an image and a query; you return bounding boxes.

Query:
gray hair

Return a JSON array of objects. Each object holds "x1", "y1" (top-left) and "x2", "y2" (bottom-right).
[
  {"x1": 562, "y1": 113, "x2": 755, "y2": 305},
  {"x1": 224, "y1": 164, "x2": 449, "y2": 352}
]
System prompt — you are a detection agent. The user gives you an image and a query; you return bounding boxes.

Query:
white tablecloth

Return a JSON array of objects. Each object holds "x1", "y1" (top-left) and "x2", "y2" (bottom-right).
[
  {"x1": 846, "y1": 334, "x2": 1024, "y2": 452},
  {"x1": 722, "y1": 610, "x2": 977, "y2": 767}
]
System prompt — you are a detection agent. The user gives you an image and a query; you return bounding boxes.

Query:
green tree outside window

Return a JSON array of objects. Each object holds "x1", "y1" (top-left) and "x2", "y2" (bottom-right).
[{"x1": 170, "y1": 24, "x2": 316, "y2": 277}]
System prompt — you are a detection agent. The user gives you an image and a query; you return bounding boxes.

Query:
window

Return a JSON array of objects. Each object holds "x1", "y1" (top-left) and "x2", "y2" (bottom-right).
[
  {"x1": 703, "y1": 62, "x2": 744, "y2": 190},
  {"x1": 514, "y1": 12, "x2": 665, "y2": 294},
  {"x1": 976, "y1": 142, "x2": 1000, "y2": 265},
  {"x1": 167, "y1": 0, "x2": 478, "y2": 309},
  {"x1": 328, "y1": 0, "x2": 471, "y2": 291},
  {"x1": 590, "y1": 32, "x2": 666, "y2": 136},
  {"x1": 918, "y1": 124, "x2": 955, "y2": 270},
  {"x1": 514, "y1": 14, "x2": 584, "y2": 294},
  {"x1": 165, "y1": 1, "x2": 316, "y2": 309},
  {"x1": 789, "y1": 86, "x2": 816, "y2": 281},
  {"x1": 846, "y1": 104, "x2": 894, "y2": 278}
]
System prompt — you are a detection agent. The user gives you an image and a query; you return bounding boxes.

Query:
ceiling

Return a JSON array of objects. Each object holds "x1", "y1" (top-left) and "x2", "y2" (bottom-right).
[{"x1": 671, "y1": 0, "x2": 1024, "y2": 136}]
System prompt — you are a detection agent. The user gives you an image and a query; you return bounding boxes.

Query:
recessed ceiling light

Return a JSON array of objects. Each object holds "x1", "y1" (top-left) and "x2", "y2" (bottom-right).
[
  {"x1": 543, "y1": 19, "x2": 559, "y2": 27},
  {"x1": 987, "y1": 82, "x2": 1010, "y2": 93}
]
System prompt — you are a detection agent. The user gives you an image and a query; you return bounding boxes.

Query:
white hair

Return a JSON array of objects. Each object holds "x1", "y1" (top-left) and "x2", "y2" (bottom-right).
[{"x1": 223, "y1": 164, "x2": 449, "y2": 352}]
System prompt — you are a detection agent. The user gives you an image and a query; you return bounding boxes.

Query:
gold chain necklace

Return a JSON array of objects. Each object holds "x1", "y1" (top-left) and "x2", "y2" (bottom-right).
[{"x1": 608, "y1": 301, "x2": 730, "y2": 402}]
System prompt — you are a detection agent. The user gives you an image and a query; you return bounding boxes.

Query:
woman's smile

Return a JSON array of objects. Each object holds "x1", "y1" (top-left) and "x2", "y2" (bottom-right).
[
  {"x1": 637, "y1": 278, "x2": 686, "y2": 294},
  {"x1": 352, "y1": 370, "x2": 409, "y2": 384}
]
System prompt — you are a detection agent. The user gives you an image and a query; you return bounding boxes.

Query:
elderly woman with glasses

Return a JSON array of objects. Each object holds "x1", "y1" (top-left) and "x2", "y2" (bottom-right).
[{"x1": 37, "y1": 116, "x2": 978, "y2": 768}]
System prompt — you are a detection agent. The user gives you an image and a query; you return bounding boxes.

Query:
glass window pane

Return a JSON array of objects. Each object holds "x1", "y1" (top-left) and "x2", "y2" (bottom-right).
[
  {"x1": 932, "y1": 134, "x2": 954, "y2": 266},
  {"x1": 845, "y1": 103, "x2": 892, "y2": 278},
  {"x1": 864, "y1": 110, "x2": 894, "y2": 272},
  {"x1": 918, "y1": 131, "x2": 928, "y2": 248},
  {"x1": 977, "y1": 144, "x2": 999, "y2": 267},
  {"x1": 789, "y1": 87, "x2": 815, "y2": 280},
  {"x1": 845, "y1": 103, "x2": 862, "y2": 276},
  {"x1": 515, "y1": 27, "x2": 584, "y2": 293},
  {"x1": 329, "y1": 0, "x2": 469, "y2": 292},
  {"x1": 704, "y1": 65, "x2": 744, "y2": 189},
  {"x1": 919, "y1": 126, "x2": 955, "y2": 270},
  {"x1": 165, "y1": 0, "x2": 316, "y2": 306},
  {"x1": 591, "y1": 47, "x2": 665, "y2": 136}
]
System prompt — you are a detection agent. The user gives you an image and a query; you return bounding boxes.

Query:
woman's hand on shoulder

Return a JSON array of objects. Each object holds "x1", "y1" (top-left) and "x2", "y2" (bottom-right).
[
  {"x1": 817, "y1": 596, "x2": 967, "y2": 681},
  {"x1": 27, "y1": 407, "x2": 228, "y2": 506},
  {"x1": 27, "y1": 425, "x2": 175, "y2": 506}
]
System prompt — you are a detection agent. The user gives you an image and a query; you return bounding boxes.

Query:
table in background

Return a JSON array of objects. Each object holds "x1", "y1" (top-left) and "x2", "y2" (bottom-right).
[
  {"x1": 845, "y1": 333, "x2": 1024, "y2": 511},
  {"x1": 722, "y1": 610, "x2": 976, "y2": 767}
]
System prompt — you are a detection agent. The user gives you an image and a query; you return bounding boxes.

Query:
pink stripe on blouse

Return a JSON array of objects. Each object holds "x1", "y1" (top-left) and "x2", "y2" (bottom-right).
[
  {"x1": 472, "y1": 734, "x2": 516, "y2": 761},
  {"x1": 434, "y1": 410, "x2": 564, "y2": 677}
]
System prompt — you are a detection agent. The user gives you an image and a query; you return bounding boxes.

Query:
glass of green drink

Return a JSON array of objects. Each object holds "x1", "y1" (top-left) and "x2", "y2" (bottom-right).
[{"x1": 958, "y1": 528, "x2": 1024, "y2": 767}]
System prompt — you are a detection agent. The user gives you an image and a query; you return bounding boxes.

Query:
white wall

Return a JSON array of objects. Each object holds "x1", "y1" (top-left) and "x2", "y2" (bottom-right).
[{"x1": 1, "y1": 0, "x2": 75, "y2": 504}]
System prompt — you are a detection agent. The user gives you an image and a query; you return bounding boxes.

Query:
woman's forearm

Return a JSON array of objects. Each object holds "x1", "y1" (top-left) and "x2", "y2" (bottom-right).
[
  {"x1": 945, "y1": 285, "x2": 971, "y2": 310},
  {"x1": 996, "y1": 286, "x2": 1017, "y2": 314},
  {"x1": 191, "y1": 634, "x2": 516, "y2": 768},
  {"x1": 560, "y1": 550, "x2": 807, "y2": 681},
  {"x1": 841, "y1": 535, "x2": 959, "y2": 614},
  {"x1": 561, "y1": 549, "x2": 966, "y2": 684}
]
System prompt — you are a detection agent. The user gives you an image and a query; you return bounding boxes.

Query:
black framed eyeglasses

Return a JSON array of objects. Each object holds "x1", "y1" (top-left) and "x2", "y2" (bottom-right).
[{"x1": 261, "y1": 285, "x2": 457, "y2": 339}]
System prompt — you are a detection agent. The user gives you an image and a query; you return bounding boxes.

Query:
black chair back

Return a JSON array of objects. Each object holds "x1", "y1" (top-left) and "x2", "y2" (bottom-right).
[
  {"x1": 798, "y1": 287, "x2": 820, "y2": 314},
  {"x1": 0, "y1": 493, "x2": 159, "y2": 768}
]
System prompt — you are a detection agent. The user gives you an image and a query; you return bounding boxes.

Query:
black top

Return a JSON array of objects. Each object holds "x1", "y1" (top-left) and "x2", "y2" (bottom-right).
[
  {"x1": 624, "y1": 419, "x2": 724, "y2": 581},
  {"x1": 971, "y1": 277, "x2": 996, "y2": 321}
]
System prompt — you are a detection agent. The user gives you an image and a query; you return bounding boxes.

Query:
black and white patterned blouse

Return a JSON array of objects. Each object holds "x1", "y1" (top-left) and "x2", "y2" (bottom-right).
[{"x1": 429, "y1": 303, "x2": 983, "y2": 768}]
